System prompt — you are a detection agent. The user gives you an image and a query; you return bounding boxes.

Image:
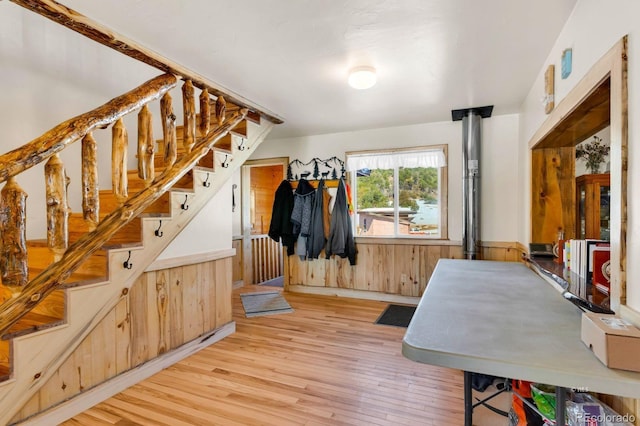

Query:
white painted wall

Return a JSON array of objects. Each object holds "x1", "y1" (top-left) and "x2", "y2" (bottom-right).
[
  {"x1": 231, "y1": 169, "x2": 242, "y2": 237},
  {"x1": 0, "y1": 4, "x2": 230, "y2": 257},
  {"x1": 251, "y1": 114, "x2": 521, "y2": 243},
  {"x1": 519, "y1": 0, "x2": 640, "y2": 310},
  {"x1": 156, "y1": 181, "x2": 232, "y2": 259}
]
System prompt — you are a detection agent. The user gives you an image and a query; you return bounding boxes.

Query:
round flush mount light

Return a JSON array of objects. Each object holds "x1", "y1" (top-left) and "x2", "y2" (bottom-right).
[{"x1": 348, "y1": 66, "x2": 377, "y2": 90}]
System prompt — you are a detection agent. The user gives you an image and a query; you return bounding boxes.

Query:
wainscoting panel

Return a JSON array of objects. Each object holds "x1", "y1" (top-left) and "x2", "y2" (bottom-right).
[
  {"x1": 10, "y1": 255, "x2": 234, "y2": 424},
  {"x1": 286, "y1": 240, "x2": 524, "y2": 298}
]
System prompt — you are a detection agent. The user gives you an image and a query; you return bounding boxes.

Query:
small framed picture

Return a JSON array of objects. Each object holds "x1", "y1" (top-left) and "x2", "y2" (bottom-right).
[{"x1": 562, "y1": 48, "x2": 572, "y2": 79}]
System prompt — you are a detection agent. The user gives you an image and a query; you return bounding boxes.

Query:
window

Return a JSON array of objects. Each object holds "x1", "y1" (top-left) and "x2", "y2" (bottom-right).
[{"x1": 346, "y1": 146, "x2": 447, "y2": 239}]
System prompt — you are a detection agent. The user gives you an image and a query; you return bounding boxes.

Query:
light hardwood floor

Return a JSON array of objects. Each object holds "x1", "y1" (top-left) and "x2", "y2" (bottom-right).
[{"x1": 64, "y1": 285, "x2": 472, "y2": 425}]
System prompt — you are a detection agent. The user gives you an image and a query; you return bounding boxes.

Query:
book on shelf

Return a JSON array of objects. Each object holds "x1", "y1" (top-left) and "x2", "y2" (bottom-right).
[
  {"x1": 563, "y1": 239, "x2": 609, "y2": 281},
  {"x1": 592, "y1": 245, "x2": 611, "y2": 293}
]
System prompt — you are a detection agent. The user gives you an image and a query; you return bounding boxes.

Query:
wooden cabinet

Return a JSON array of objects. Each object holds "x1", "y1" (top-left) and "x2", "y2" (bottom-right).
[{"x1": 576, "y1": 174, "x2": 610, "y2": 240}]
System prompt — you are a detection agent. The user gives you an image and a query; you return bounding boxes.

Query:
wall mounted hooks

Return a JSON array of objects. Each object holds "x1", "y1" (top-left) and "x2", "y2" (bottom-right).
[
  {"x1": 203, "y1": 172, "x2": 211, "y2": 187},
  {"x1": 237, "y1": 138, "x2": 246, "y2": 151},
  {"x1": 155, "y1": 220, "x2": 163, "y2": 237},
  {"x1": 123, "y1": 251, "x2": 133, "y2": 269},
  {"x1": 221, "y1": 154, "x2": 230, "y2": 168},
  {"x1": 181, "y1": 194, "x2": 190, "y2": 210}
]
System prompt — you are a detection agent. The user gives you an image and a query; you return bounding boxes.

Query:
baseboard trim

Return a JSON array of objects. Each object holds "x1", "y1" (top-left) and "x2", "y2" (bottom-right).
[
  {"x1": 287, "y1": 285, "x2": 420, "y2": 305},
  {"x1": 15, "y1": 322, "x2": 236, "y2": 426}
]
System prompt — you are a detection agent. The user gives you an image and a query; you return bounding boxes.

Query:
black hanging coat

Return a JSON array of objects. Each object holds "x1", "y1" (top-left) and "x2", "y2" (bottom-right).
[
  {"x1": 307, "y1": 179, "x2": 329, "y2": 259},
  {"x1": 268, "y1": 180, "x2": 296, "y2": 255},
  {"x1": 291, "y1": 178, "x2": 316, "y2": 259},
  {"x1": 326, "y1": 179, "x2": 356, "y2": 265}
]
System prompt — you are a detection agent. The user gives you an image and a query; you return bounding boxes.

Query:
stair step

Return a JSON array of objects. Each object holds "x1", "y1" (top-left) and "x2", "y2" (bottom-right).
[
  {"x1": 176, "y1": 117, "x2": 247, "y2": 138},
  {"x1": 28, "y1": 268, "x2": 106, "y2": 287},
  {"x1": 215, "y1": 134, "x2": 234, "y2": 152},
  {"x1": 170, "y1": 130, "x2": 242, "y2": 149},
  {"x1": 99, "y1": 190, "x2": 172, "y2": 215},
  {"x1": 153, "y1": 140, "x2": 216, "y2": 169},
  {"x1": 153, "y1": 116, "x2": 246, "y2": 169},
  {"x1": 126, "y1": 169, "x2": 195, "y2": 192},
  {"x1": 223, "y1": 105, "x2": 260, "y2": 125},
  {"x1": 229, "y1": 119, "x2": 247, "y2": 137},
  {"x1": 26, "y1": 243, "x2": 108, "y2": 283},
  {"x1": 0, "y1": 340, "x2": 9, "y2": 381},
  {"x1": 2, "y1": 289, "x2": 65, "y2": 340},
  {"x1": 245, "y1": 110, "x2": 261, "y2": 124},
  {"x1": 68, "y1": 214, "x2": 142, "y2": 247},
  {"x1": 3, "y1": 311, "x2": 65, "y2": 340}
]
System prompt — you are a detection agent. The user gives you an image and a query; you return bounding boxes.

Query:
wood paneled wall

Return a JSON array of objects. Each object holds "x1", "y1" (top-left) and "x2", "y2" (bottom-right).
[
  {"x1": 249, "y1": 165, "x2": 282, "y2": 235},
  {"x1": 10, "y1": 256, "x2": 233, "y2": 424},
  {"x1": 232, "y1": 238, "x2": 243, "y2": 285},
  {"x1": 531, "y1": 147, "x2": 576, "y2": 243},
  {"x1": 286, "y1": 240, "x2": 523, "y2": 297}
]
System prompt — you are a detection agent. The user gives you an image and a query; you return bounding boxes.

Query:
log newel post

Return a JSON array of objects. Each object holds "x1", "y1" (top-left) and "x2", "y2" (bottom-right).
[
  {"x1": 160, "y1": 92, "x2": 177, "y2": 167},
  {"x1": 137, "y1": 104, "x2": 154, "y2": 185},
  {"x1": 215, "y1": 95, "x2": 226, "y2": 126},
  {"x1": 82, "y1": 133, "x2": 99, "y2": 230},
  {"x1": 182, "y1": 80, "x2": 196, "y2": 153},
  {"x1": 0, "y1": 177, "x2": 29, "y2": 295},
  {"x1": 199, "y1": 88, "x2": 211, "y2": 136},
  {"x1": 45, "y1": 154, "x2": 69, "y2": 261},
  {"x1": 112, "y1": 118, "x2": 129, "y2": 204}
]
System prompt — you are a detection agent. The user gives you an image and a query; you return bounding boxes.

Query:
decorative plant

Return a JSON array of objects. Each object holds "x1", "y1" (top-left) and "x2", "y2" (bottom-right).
[{"x1": 575, "y1": 136, "x2": 610, "y2": 174}]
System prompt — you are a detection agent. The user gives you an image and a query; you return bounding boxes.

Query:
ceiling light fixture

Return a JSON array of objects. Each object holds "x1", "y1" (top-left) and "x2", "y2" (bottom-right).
[{"x1": 348, "y1": 66, "x2": 377, "y2": 90}]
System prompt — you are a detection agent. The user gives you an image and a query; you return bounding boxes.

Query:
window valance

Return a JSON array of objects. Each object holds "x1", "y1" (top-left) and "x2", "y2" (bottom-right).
[{"x1": 346, "y1": 148, "x2": 446, "y2": 171}]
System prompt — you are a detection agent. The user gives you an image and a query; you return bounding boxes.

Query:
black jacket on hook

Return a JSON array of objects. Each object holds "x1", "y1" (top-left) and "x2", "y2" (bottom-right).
[
  {"x1": 268, "y1": 180, "x2": 296, "y2": 255},
  {"x1": 291, "y1": 178, "x2": 316, "y2": 259},
  {"x1": 307, "y1": 179, "x2": 330, "y2": 259},
  {"x1": 326, "y1": 179, "x2": 356, "y2": 265}
]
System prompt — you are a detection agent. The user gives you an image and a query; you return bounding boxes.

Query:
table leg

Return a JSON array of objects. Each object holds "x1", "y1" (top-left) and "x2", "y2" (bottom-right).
[
  {"x1": 555, "y1": 386, "x2": 566, "y2": 425},
  {"x1": 464, "y1": 371, "x2": 473, "y2": 426}
]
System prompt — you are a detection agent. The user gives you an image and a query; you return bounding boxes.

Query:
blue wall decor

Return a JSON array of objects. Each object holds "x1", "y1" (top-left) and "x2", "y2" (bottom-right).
[{"x1": 561, "y1": 48, "x2": 572, "y2": 79}]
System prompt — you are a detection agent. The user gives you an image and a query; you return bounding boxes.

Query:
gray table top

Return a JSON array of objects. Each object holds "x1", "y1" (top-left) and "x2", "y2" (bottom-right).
[{"x1": 402, "y1": 259, "x2": 640, "y2": 399}]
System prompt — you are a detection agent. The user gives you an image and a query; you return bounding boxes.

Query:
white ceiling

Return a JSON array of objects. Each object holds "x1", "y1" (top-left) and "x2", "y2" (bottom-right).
[{"x1": 60, "y1": 0, "x2": 577, "y2": 139}]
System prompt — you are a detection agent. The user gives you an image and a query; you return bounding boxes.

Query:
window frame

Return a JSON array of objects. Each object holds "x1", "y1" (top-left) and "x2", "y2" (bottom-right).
[{"x1": 346, "y1": 144, "x2": 448, "y2": 240}]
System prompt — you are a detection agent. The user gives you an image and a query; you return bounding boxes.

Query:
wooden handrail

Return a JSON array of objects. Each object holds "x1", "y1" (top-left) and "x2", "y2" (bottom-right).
[
  {"x1": 0, "y1": 109, "x2": 248, "y2": 335},
  {"x1": 10, "y1": 0, "x2": 284, "y2": 126},
  {"x1": 0, "y1": 73, "x2": 177, "y2": 184}
]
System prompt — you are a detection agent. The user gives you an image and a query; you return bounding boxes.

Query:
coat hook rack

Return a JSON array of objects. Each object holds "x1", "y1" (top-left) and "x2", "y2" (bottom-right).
[
  {"x1": 155, "y1": 220, "x2": 163, "y2": 237},
  {"x1": 221, "y1": 154, "x2": 230, "y2": 168},
  {"x1": 123, "y1": 251, "x2": 133, "y2": 269},
  {"x1": 287, "y1": 156, "x2": 345, "y2": 181},
  {"x1": 181, "y1": 194, "x2": 190, "y2": 210},
  {"x1": 203, "y1": 172, "x2": 211, "y2": 187}
]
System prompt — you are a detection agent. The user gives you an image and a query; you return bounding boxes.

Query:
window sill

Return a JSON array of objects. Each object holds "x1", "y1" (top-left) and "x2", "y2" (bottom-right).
[{"x1": 354, "y1": 236, "x2": 460, "y2": 246}]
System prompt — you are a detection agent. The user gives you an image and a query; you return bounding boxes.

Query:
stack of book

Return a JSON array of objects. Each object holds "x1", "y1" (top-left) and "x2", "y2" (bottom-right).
[{"x1": 560, "y1": 239, "x2": 610, "y2": 290}]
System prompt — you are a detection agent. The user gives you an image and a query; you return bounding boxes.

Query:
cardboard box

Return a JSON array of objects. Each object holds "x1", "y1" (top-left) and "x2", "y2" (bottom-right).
[{"x1": 581, "y1": 312, "x2": 640, "y2": 372}]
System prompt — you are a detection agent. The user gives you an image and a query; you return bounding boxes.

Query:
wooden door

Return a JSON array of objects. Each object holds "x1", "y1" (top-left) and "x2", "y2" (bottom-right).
[{"x1": 241, "y1": 158, "x2": 288, "y2": 284}]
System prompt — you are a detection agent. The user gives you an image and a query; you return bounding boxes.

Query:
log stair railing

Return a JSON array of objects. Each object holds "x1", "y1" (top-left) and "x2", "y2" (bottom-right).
[{"x1": 0, "y1": 72, "x2": 276, "y2": 423}]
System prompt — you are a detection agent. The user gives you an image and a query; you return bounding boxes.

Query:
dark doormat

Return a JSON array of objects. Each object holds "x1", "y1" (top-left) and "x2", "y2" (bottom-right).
[
  {"x1": 375, "y1": 304, "x2": 416, "y2": 327},
  {"x1": 259, "y1": 276, "x2": 284, "y2": 287}
]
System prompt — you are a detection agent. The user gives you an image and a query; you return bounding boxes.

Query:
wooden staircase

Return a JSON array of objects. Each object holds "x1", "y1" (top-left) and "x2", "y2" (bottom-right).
[{"x1": 0, "y1": 73, "x2": 276, "y2": 424}]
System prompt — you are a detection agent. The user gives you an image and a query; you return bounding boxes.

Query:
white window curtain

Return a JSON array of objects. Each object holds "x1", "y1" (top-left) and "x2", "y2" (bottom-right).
[{"x1": 346, "y1": 148, "x2": 446, "y2": 171}]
